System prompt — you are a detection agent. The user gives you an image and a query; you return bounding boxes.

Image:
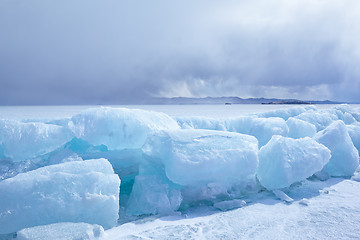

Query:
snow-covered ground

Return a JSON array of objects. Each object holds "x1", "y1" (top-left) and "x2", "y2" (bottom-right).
[
  {"x1": 0, "y1": 104, "x2": 359, "y2": 239},
  {"x1": 106, "y1": 179, "x2": 360, "y2": 240}
]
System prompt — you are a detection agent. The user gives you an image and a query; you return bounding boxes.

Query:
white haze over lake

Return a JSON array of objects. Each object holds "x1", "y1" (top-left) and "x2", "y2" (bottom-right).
[{"x1": 1, "y1": 104, "x2": 359, "y2": 120}]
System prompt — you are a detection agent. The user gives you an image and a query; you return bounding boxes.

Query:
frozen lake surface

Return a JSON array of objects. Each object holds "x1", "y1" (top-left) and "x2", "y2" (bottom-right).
[{"x1": 1, "y1": 104, "x2": 359, "y2": 120}]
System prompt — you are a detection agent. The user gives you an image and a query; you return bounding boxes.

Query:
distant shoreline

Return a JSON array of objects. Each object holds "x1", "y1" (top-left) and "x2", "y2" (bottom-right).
[
  {"x1": 0, "y1": 97, "x2": 355, "y2": 106},
  {"x1": 147, "y1": 97, "x2": 345, "y2": 105}
]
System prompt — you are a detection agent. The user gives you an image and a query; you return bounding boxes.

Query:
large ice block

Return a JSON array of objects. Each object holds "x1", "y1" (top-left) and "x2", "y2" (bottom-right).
[
  {"x1": 255, "y1": 106, "x2": 316, "y2": 120},
  {"x1": 332, "y1": 104, "x2": 357, "y2": 124},
  {"x1": 0, "y1": 120, "x2": 72, "y2": 161},
  {"x1": 286, "y1": 117, "x2": 316, "y2": 139},
  {"x1": 68, "y1": 107, "x2": 179, "y2": 150},
  {"x1": 143, "y1": 129, "x2": 259, "y2": 187},
  {"x1": 295, "y1": 110, "x2": 338, "y2": 131},
  {"x1": 257, "y1": 136, "x2": 331, "y2": 190},
  {"x1": 248, "y1": 117, "x2": 289, "y2": 146},
  {"x1": 225, "y1": 117, "x2": 289, "y2": 146},
  {"x1": 347, "y1": 123, "x2": 360, "y2": 154},
  {"x1": 175, "y1": 116, "x2": 288, "y2": 147},
  {"x1": 0, "y1": 159, "x2": 120, "y2": 234},
  {"x1": 314, "y1": 120, "x2": 359, "y2": 177}
]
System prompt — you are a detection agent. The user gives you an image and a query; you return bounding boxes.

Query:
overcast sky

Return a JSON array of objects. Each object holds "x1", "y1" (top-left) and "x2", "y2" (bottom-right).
[{"x1": 1, "y1": 0, "x2": 360, "y2": 105}]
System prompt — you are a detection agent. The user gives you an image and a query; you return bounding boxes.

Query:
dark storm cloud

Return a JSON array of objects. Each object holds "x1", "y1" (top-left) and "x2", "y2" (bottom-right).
[{"x1": 1, "y1": 0, "x2": 360, "y2": 105}]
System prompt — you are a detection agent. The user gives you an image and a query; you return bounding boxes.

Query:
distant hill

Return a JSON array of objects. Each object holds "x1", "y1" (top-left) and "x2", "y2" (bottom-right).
[{"x1": 147, "y1": 97, "x2": 343, "y2": 105}]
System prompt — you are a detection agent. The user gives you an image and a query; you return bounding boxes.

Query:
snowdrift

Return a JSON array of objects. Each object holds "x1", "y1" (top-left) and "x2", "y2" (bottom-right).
[{"x1": 0, "y1": 105, "x2": 359, "y2": 237}]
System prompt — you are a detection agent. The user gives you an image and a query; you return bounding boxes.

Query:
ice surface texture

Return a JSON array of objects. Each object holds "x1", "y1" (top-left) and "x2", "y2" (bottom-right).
[
  {"x1": 257, "y1": 136, "x2": 331, "y2": 190},
  {"x1": 286, "y1": 117, "x2": 317, "y2": 139},
  {"x1": 314, "y1": 120, "x2": 359, "y2": 176},
  {"x1": 0, "y1": 159, "x2": 120, "y2": 234},
  {"x1": 347, "y1": 122, "x2": 360, "y2": 154},
  {"x1": 144, "y1": 129, "x2": 258, "y2": 186},
  {"x1": 16, "y1": 222, "x2": 104, "y2": 240},
  {"x1": 294, "y1": 110, "x2": 339, "y2": 131},
  {"x1": 254, "y1": 105, "x2": 316, "y2": 120},
  {"x1": 68, "y1": 107, "x2": 179, "y2": 150},
  {"x1": 177, "y1": 116, "x2": 289, "y2": 146},
  {"x1": 126, "y1": 175, "x2": 182, "y2": 216},
  {"x1": 0, "y1": 120, "x2": 72, "y2": 161}
]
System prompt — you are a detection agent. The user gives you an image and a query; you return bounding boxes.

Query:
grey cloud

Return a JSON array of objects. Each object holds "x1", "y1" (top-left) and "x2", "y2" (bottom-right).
[{"x1": 1, "y1": 0, "x2": 360, "y2": 104}]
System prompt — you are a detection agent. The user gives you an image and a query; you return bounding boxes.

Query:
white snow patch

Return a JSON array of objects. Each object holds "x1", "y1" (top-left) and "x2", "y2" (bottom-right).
[{"x1": 16, "y1": 222, "x2": 105, "y2": 240}]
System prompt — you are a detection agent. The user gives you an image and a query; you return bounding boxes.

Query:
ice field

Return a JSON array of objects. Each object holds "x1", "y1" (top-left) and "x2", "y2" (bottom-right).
[{"x1": 0, "y1": 104, "x2": 360, "y2": 239}]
